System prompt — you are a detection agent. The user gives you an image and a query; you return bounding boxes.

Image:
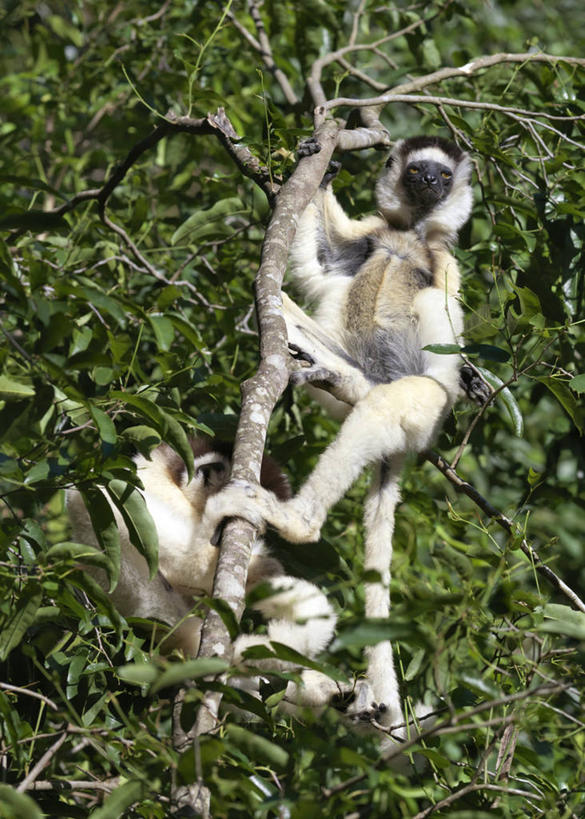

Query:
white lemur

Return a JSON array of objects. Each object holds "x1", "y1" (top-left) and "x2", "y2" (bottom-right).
[
  {"x1": 203, "y1": 136, "x2": 474, "y2": 732},
  {"x1": 67, "y1": 437, "x2": 338, "y2": 710}
]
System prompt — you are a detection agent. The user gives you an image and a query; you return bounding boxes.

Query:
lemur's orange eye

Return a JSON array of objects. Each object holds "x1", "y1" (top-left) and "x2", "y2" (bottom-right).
[
  {"x1": 408, "y1": 166, "x2": 419, "y2": 174},
  {"x1": 441, "y1": 171, "x2": 452, "y2": 179}
]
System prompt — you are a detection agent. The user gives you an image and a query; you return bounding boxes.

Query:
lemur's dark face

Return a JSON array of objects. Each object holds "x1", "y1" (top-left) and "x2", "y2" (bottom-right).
[{"x1": 401, "y1": 159, "x2": 454, "y2": 210}]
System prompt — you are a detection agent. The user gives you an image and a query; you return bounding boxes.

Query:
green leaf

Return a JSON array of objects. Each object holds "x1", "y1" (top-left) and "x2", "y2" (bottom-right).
[
  {"x1": 422, "y1": 343, "x2": 461, "y2": 355},
  {"x1": 331, "y1": 619, "x2": 427, "y2": 652},
  {"x1": 120, "y1": 424, "x2": 162, "y2": 454},
  {"x1": 537, "y1": 603, "x2": 585, "y2": 640},
  {"x1": 240, "y1": 640, "x2": 347, "y2": 683},
  {"x1": 78, "y1": 487, "x2": 121, "y2": 591},
  {"x1": 89, "y1": 404, "x2": 117, "y2": 446},
  {"x1": 477, "y1": 367, "x2": 524, "y2": 436},
  {"x1": 117, "y1": 663, "x2": 160, "y2": 686},
  {"x1": 168, "y1": 314, "x2": 202, "y2": 349},
  {"x1": 47, "y1": 541, "x2": 114, "y2": 573},
  {"x1": 150, "y1": 658, "x2": 229, "y2": 693},
  {"x1": 0, "y1": 785, "x2": 43, "y2": 819},
  {"x1": 511, "y1": 285, "x2": 543, "y2": 326},
  {"x1": 459, "y1": 674, "x2": 501, "y2": 698},
  {"x1": 88, "y1": 780, "x2": 147, "y2": 819},
  {"x1": 106, "y1": 480, "x2": 159, "y2": 580},
  {"x1": 148, "y1": 314, "x2": 175, "y2": 351},
  {"x1": 171, "y1": 197, "x2": 245, "y2": 245},
  {"x1": 0, "y1": 582, "x2": 42, "y2": 660},
  {"x1": 0, "y1": 376, "x2": 35, "y2": 400},
  {"x1": 68, "y1": 572, "x2": 123, "y2": 634},
  {"x1": 225, "y1": 724, "x2": 289, "y2": 768},
  {"x1": 535, "y1": 376, "x2": 585, "y2": 434},
  {"x1": 0, "y1": 211, "x2": 68, "y2": 231},
  {"x1": 570, "y1": 373, "x2": 585, "y2": 395},
  {"x1": 0, "y1": 174, "x2": 63, "y2": 197},
  {"x1": 110, "y1": 391, "x2": 194, "y2": 481},
  {"x1": 461, "y1": 343, "x2": 511, "y2": 363}
]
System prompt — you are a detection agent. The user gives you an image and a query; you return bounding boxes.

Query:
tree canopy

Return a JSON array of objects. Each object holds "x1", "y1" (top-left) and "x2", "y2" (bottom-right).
[{"x1": 1, "y1": 1, "x2": 585, "y2": 817}]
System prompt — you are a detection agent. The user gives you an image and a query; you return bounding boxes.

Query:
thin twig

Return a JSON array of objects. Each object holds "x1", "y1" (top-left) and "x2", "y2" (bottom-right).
[
  {"x1": 323, "y1": 683, "x2": 568, "y2": 799},
  {"x1": 0, "y1": 683, "x2": 58, "y2": 711},
  {"x1": 412, "y1": 781, "x2": 539, "y2": 819},
  {"x1": 17, "y1": 730, "x2": 69, "y2": 793},
  {"x1": 426, "y1": 451, "x2": 585, "y2": 614}
]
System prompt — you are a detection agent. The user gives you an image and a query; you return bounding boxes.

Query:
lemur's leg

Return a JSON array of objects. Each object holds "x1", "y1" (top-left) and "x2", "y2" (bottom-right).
[
  {"x1": 346, "y1": 458, "x2": 406, "y2": 731},
  {"x1": 203, "y1": 375, "x2": 450, "y2": 544},
  {"x1": 283, "y1": 293, "x2": 373, "y2": 410},
  {"x1": 234, "y1": 575, "x2": 337, "y2": 669}
]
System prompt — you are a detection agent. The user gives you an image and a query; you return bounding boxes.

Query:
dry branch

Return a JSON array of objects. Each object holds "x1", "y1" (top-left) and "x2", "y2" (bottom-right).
[{"x1": 426, "y1": 451, "x2": 585, "y2": 614}]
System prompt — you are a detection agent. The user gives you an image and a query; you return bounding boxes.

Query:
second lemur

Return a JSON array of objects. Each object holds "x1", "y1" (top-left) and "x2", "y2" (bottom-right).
[{"x1": 205, "y1": 136, "x2": 473, "y2": 733}]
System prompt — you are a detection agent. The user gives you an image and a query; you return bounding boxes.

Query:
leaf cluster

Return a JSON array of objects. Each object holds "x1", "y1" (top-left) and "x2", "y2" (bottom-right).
[{"x1": 0, "y1": 1, "x2": 585, "y2": 817}]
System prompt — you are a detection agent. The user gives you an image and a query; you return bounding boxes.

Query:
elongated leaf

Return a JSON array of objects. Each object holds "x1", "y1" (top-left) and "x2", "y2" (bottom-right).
[
  {"x1": 0, "y1": 785, "x2": 43, "y2": 819},
  {"x1": 89, "y1": 404, "x2": 117, "y2": 446},
  {"x1": 477, "y1": 367, "x2": 523, "y2": 436},
  {"x1": 171, "y1": 196, "x2": 244, "y2": 245},
  {"x1": 0, "y1": 174, "x2": 63, "y2": 196},
  {"x1": 117, "y1": 663, "x2": 160, "y2": 686},
  {"x1": 79, "y1": 487, "x2": 121, "y2": 591},
  {"x1": 461, "y1": 343, "x2": 511, "y2": 363},
  {"x1": 160, "y1": 411, "x2": 194, "y2": 482},
  {"x1": 0, "y1": 582, "x2": 42, "y2": 660},
  {"x1": 422, "y1": 343, "x2": 461, "y2": 355},
  {"x1": 241, "y1": 640, "x2": 348, "y2": 683},
  {"x1": 47, "y1": 541, "x2": 114, "y2": 573},
  {"x1": 537, "y1": 603, "x2": 585, "y2": 640},
  {"x1": 226, "y1": 724, "x2": 289, "y2": 768},
  {"x1": 120, "y1": 424, "x2": 162, "y2": 456},
  {"x1": 106, "y1": 480, "x2": 159, "y2": 579},
  {"x1": 0, "y1": 376, "x2": 35, "y2": 400},
  {"x1": 110, "y1": 391, "x2": 194, "y2": 481},
  {"x1": 570, "y1": 373, "x2": 585, "y2": 394},
  {"x1": 536, "y1": 375, "x2": 585, "y2": 434},
  {"x1": 150, "y1": 658, "x2": 229, "y2": 693},
  {"x1": 88, "y1": 780, "x2": 146, "y2": 819},
  {"x1": 68, "y1": 572, "x2": 123, "y2": 634},
  {"x1": 331, "y1": 618, "x2": 427, "y2": 652},
  {"x1": 0, "y1": 210, "x2": 68, "y2": 231},
  {"x1": 148, "y1": 313, "x2": 175, "y2": 351},
  {"x1": 168, "y1": 314, "x2": 202, "y2": 349}
]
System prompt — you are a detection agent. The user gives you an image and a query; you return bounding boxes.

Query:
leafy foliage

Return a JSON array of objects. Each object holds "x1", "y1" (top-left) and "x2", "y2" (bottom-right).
[{"x1": 1, "y1": 1, "x2": 585, "y2": 817}]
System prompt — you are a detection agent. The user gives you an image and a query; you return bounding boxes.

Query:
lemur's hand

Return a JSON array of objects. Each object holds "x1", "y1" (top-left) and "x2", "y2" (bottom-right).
[{"x1": 203, "y1": 482, "x2": 266, "y2": 545}]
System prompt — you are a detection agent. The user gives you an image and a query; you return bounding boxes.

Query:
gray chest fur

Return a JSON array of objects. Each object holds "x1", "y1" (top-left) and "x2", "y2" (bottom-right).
[{"x1": 343, "y1": 229, "x2": 435, "y2": 383}]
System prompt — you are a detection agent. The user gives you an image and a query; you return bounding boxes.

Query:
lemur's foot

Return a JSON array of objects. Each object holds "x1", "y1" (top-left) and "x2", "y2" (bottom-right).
[
  {"x1": 290, "y1": 365, "x2": 340, "y2": 390},
  {"x1": 288, "y1": 342, "x2": 314, "y2": 365},
  {"x1": 202, "y1": 482, "x2": 265, "y2": 544}
]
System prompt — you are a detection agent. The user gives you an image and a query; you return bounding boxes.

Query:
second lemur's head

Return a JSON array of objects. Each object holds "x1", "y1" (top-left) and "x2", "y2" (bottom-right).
[{"x1": 376, "y1": 136, "x2": 472, "y2": 242}]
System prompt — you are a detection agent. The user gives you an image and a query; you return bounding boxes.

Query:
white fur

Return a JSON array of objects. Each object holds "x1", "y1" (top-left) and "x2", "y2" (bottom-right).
[
  {"x1": 205, "y1": 138, "x2": 473, "y2": 742},
  {"x1": 67, "y1": 442, "x2": 338, "y2": 710}
]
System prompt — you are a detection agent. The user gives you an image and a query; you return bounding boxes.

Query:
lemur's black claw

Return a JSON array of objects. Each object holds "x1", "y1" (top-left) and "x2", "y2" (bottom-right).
[
  {"x1": 297, "y1": 136, "x2": 321, "y2": 158},
  {"x1": 288, "y1": 343, "x2": 314, "y2": 365},
  {"x1": 321, "y1": 160, "x2": 342, "y2": 188},
  {"x1": 460, "y1": 364, "x2": 492, "y2": 405}
]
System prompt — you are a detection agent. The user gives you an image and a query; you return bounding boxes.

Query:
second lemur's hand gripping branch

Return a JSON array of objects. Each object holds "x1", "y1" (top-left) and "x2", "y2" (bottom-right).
[{"x1": 189, "y1": 119, "x2": 341, "y2": 739}]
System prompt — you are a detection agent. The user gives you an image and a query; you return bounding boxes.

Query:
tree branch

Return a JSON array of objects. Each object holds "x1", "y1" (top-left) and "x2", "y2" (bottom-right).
[
  {"x1": 170, "y1": 117, "x2": 342, "y2": 814},
  {"x1": 17, "y1": 729, "x2": 69, "y2": 793},
  {"x1": 425, "y1": 451, "x2": 585, "y2": 614},
  {"x1": 323, "y1": 683, "x2": 568, "y2": 799}
]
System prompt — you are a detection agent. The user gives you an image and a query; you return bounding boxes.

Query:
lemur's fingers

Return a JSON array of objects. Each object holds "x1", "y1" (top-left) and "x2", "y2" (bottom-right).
[
  {"x1": 297, "y1": 136, "x2": 321, "y2": 158},
  {"x1": 290, "y1": 366, "x2": 339, "y2": 389},
  {"x1": 321, "y1": 160, "x2": 342, "y2": 188},
  {"x1": 288, "y1": 342, "x2": 315, "y2": 365},
  {"x1": 203, "y1": 483, "x2": 266, "y2": 538}
]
